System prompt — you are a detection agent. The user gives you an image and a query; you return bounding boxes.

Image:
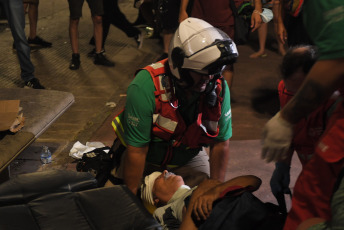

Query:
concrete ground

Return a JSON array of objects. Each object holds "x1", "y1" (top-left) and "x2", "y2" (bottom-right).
[{"x1": 0, "y1": 0, "x2": 301, "y2": 208}]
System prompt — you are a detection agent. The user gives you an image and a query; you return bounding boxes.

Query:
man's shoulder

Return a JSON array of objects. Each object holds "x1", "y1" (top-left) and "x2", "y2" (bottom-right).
[{"x1": 128, "y1": 70, "x2": 155, "y2": 91}]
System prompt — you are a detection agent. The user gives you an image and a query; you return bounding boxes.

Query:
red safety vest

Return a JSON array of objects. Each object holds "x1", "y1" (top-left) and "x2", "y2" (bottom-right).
[
  {"x1": 112, "y1": 59, "x2": 224, "y2": 167},
  {"x1": 144, "y1": 59, "x2": 223, "y2": 149}
]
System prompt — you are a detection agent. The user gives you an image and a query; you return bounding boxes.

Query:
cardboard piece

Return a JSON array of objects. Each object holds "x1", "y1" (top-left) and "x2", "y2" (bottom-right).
[{"x1": 0, "y1": 100, "x2": 20, "y2": 131}]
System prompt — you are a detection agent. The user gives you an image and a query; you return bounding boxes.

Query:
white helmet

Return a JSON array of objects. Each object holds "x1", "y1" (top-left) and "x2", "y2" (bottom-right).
[{"x1": 168, "y1": 17, "x2": 238, "y2": 80}]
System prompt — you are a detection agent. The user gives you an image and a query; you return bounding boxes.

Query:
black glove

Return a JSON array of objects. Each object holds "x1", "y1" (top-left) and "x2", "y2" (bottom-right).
[{"x1": 270, "y1": 162, "x2": 291, "y2": 196}]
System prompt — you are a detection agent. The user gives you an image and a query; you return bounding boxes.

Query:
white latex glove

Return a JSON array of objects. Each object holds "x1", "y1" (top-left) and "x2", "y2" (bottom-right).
[{"x1": 261, "y1": 112, "x2": 293, "y2": 163}]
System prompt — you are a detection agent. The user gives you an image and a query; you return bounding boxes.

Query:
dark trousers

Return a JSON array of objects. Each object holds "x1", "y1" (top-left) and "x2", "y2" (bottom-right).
[
  {"x1": 284, "y1": 11, "x2": 313, "y2": 47},
  {"x1": 90, "y1": 0, "x2": 140, "y2": 48}
]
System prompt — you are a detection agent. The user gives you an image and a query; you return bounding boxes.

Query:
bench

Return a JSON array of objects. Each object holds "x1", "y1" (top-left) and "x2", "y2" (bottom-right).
[
  {"x1": 0, "y1": 170, "x2": 161, "y2": 230},
  {"x1": 0, "y1": 88, "x2": 74, "y2": 180}
]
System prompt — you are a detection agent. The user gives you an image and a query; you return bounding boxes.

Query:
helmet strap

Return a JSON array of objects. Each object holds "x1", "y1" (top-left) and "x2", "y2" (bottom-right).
[
  {"x1": 172, "y1": 68, "x2": 194, "y2": 89},
  {"x1": 204, "y1": 75, "x2": 220, "y2": 107}
]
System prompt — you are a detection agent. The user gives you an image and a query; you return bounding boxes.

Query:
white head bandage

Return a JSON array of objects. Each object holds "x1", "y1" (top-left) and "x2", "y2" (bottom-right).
[{"x1": 141, "y1": 172, "x2": 162, "y2": 206}]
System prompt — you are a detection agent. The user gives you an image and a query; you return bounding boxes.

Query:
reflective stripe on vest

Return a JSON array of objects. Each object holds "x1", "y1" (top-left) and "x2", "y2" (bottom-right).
[
  {"x1": 153, "y1": 114, "x2": 178, "y2": 133},
  {"x1": 150, "y1": 62, "x2": 164, "y2": 70},
  {"x1": 111, "y1": 115, "x2": 127, "y2": 147}
]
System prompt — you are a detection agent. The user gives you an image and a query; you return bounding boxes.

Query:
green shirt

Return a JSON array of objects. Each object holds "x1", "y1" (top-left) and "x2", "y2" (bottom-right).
[
  {"x1": 123, "y1": 69, "x2": 232, "y2": 166},
  {"x1": 303, "y1": 0, "x2": 344, "y2": 60}
]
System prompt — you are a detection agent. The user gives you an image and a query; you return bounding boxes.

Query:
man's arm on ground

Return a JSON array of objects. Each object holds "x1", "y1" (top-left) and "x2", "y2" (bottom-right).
[
  {"x1": 192, "y1": 175, "x2": 262, "y2": 220},
  {"x1": 123, "y1": 144, "x2": 148, "y2": 195},
  {"x1": 281, "y1": 59, "x2": 344, "y2": 124},
  {"x1": 209, "y1": 139, "x2": 230, "y2": 182},
  {"x1": 179, "y1": 175, "x2": 262, "y2": 229}
]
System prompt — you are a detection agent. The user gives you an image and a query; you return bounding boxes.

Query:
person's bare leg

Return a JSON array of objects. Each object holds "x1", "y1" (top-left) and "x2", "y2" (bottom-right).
[
  {"x1": 69, "y1": 18, "x2": 79, "y2": 54},
  {"x1": 250, "y1": 23, "x2": 268, "y2": 58},
  {"x1": 27, "y1": 3, "x2": 38, "y2": 39},
  {"x1": 69, "y1": 18, "x2": 81, "y2": 70},
  {"x1": 272, "y1": 0, "x2": 286, "y2": 56},
  {"x1": 163, "y1": 31, "x2": 173, "y2": 54},
  {"x1": 156, "y1": 30, "x2": 173, "y2": 60},
  {"x1": 92, "y1": 15, "x2": 103, "y2": 53},
  {"x1": 275, "y1": 24, "x2": 286, "y2": 55}
]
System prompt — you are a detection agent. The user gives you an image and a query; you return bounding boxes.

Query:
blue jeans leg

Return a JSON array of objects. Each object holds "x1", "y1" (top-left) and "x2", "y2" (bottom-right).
[{"x1": 2, "y1": 0, "x2": 35, "y2": 82}]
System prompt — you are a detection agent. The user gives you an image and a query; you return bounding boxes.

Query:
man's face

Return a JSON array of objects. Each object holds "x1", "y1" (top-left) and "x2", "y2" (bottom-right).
[
  {"x1": 152, "y1": 170, "x2": 185, "y2": 204},
  {"x1": 284, "y1": 68, "x2": 306, "y2": 94},
  {"x1": 188, "y1": 71, "x2": 215, "y2": 92}
]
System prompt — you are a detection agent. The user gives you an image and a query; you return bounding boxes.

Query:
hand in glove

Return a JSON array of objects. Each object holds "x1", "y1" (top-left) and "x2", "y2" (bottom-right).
[
  {"x1": 270, "y1": 162, "x2": 291, "y2": 197},
  {"x1": 261, "y1": 112, "x2": 293, "y2": 162}
]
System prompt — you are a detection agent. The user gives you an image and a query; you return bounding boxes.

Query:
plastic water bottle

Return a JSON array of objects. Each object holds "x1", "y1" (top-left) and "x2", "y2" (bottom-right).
[{"x1": 40, "y1": 146, "x2": 52, "y2": 164}]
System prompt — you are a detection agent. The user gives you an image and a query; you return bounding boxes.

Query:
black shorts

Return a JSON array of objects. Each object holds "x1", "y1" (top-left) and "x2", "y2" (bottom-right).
[
  {"x1": 23, "y1": 0, "x2": 39, "y2": 4},
  {"x1": 68, "y1": 0, "x2": 104, "y2": 19}
]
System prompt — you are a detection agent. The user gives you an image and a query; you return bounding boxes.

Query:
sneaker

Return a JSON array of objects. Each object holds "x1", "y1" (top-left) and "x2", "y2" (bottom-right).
[
  {"x1": 134, "y1": 32, "x2": 143, "y2": 49},
  {"x1": 24, "y1": 78, "x2": 45, "y2": 89},
  {"x1": 28, "y1": 36, "x2": 52, "y2": 48},
  {"x1": 69, "y1": 53, "x2": 80, "y2": 70},
  {"x1": 94, "y1": 52, "x2": 115, "y2": 67},
  {"x1": 145, "y1": 26, "x2": 154, "y2": 38}
]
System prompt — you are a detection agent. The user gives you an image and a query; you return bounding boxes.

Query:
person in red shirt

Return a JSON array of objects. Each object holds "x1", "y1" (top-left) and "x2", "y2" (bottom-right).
[{"x1": 270, "y1": 45, "x2": 342, "y2": 230}]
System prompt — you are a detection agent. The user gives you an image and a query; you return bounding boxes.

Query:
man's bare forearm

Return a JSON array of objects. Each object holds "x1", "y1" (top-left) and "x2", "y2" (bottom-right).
[
  {"x1": 179, "y1": 0, "x2": 189, "y2": 23},
  {"x1": 281, "y1": 59, "x2": 344, "y2": 124},
  {"x1": 212, "y1": 175, "x2": 262, "y2": 196},
  {"x1": 253, "y1": 0, "x2": 262, "y2": 12},
  {"x1": 123, "y1": 145, "x2": 148, "y2": 195},
  {"x1": 179, "y1": 175, "x2": 261, "y2": 230},
  {"x1": 180, "y1": 0, "x2": 189, "y2": 13},
  {"x1": 281, "y1": 80, "x2": 326, "y2": 123},
  {"x1": 209, "y1": 139, "x2": 230, "y2": 182}
]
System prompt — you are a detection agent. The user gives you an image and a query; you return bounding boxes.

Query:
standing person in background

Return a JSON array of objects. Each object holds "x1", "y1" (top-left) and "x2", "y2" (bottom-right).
[
  {"x1": 68, "y1": 0, "x2": 114, "y2": 70},
  {"x1": 155, "y1": 0, "x2": 186, "y2": 62},
  {"x1": 261, "y1": 1, "x2": 344, "y2": 229},
  {"x1": 109, "y1": 18, "x2": 237, "y2": 197},
  {"x1": 249, "y1": 0, "x2": 286, "y2": 58},
  {"x1": 275, "y1": 0, "x2": 312, "y2": 47},
  {"x1": 22, "y1": 0, "x2": 52, "y2": 48},
  {"x1": 0, "y1": 0, "x2": 45, "y2": 89},
  {"x1": 178, "y1": 0, "x2": 262, "y2": 91},
  {"x1": 87, "y1": 0, "x2": 143, "y2": 57}
]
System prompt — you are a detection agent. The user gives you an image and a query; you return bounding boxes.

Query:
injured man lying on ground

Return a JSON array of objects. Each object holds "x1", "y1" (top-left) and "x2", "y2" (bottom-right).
[{"x1": 140, "y1": 170, "x2": 265, "y2": 230}]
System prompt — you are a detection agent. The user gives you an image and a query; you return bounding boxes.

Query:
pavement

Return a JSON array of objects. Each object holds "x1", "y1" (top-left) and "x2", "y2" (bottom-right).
[{"x1": 0, "y1": 0, "x2": 301, "y2": 208}]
